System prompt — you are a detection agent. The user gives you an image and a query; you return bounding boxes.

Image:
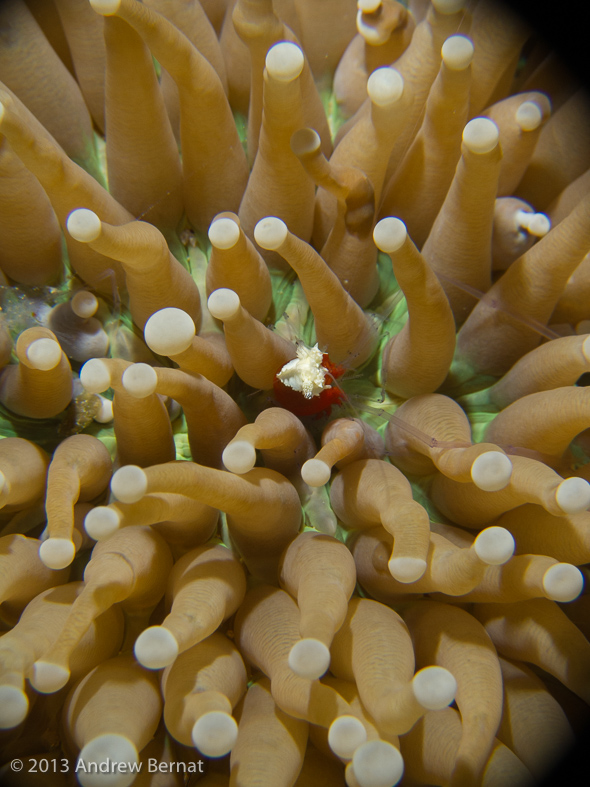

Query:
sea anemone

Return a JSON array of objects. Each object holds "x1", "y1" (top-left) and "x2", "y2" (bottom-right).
[{"x1": 0, "y1": 0, "x2": 589, "y2": 785}]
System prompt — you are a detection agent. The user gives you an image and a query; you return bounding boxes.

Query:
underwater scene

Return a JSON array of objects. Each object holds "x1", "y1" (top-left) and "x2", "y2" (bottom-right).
[{"x1": 0, "y1": 0, "x2": 589, "y2": 785}]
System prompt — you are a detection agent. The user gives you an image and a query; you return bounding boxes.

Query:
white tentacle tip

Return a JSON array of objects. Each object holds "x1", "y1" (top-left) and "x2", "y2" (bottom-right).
[
  {"x1": 265, "y1": 42, "x2": 304, "y2": 81},
  {"x1": 473, "y1": 526, "x2": 515, "y2": 565},
  {"x1": 208, "y1": 216, "x2": 241, "y2": 249},
  {"x1": 254, "y1": 217, "x2": 288, "y2": 251},
  {"x1": 388, "y1": 556, "x2": 426, "y2": 583},
  {"x1": 26, "y1": 338, "x2": 62, "y2": 370},
  {"x1": 288, "y1": 638, "x2": 331, "y2": 680},
  {"x1": 207, "y1": 288, "x2": 241, "y2": 321},
  {"x1": 77, "y1": 735, "x2": 138, "y2": 787},
  {"x1": 367, "y1": 68, "x2": 404, "y2": 106},
  {"x1": 441, "y1": 35, "x2": 474, "y2": 70},
  {"x1": 358, "y1": 0, "x2": 382, "y2": 11},
  {"x1": 39, "y1": 538, "x2": 76, "y2": 569},
  {"x1": 222, "y1": 440, "x2": 257, "y2": 475},
  {"x1": 470, "y1": 451, "x2": 512, "y2": 491},
  {"x1": 351, "y1": 740, "x2": 404, "y2": 787},
  {"x1": 134, "y1": 626, "x2": 179, "y2": 669},
  {"x1": 357, "y1": 9, "x2": 390, "y2": 46},
  {"x1": 80, "y1": 358, "x2": 111, "y2": 394},
  {"x1": 94, "y1": 395, "x2": 114, "y2": 423},
  {"x1": 328, "y1": 716, "x2": 367, "y2": 760},
  {"x1": 192, "y1": 712, "x2": 238, "y2": 758},
  {"x1": 110, "y1": 465, "x2": 148, "y2": 504},
  {"x1": 463, "y1": 117, "x2": 499, "y2": 154},
  {"x1": 84, "y1": 506, "x2": 121, "y2": 540},
  {"x1": 0, "y1": 686, "x2": 29, "y2": 729},
  {"x1": 515, "y1": 101, "x2": 543, "y2": 131},
  {"x1": 31, "y1": 661, "x2": 70, "y2": 694},
  {"x1": 516, "y1": 210, "x2": 550, "y2": 237},
  {"x1": 291, "y1": 128, "x2": 322, "y2": 158},
  {"x1": 71, "y1": 291, "x2": 99, "y2": 319},
  {"x1": 412, "y1": 666, "x2": 457, "y2": 709},
  {"x1": 526, "y1": 213, "x2": 550, "y2": 237},
  {"x1": 373, "y1": 217, "x2": 407, "y2": 253},
  {"x1": 301, "y1": 458, "x2": 332, "y2": 487},
  {"x1": 555, "y1": 477, "x2": 590, "y2": 514},
  {"x1": 89, "y1": 0, "x2": 122, "y2": 15},
  {"x1": 66, "y1": 208, "x2": 102, "y2": 243},
  {"x1": 542, "y1": 563, "x2": 584, "y2": 602},
  {"x1": 144, "y1": 308, "x2": 195, "y2": 356},
  {"x1": 121, "y1": 363, "x2": 157, "y2": 398}
]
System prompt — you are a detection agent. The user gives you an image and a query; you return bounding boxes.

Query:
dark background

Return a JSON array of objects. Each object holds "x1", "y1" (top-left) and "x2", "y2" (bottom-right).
[
  {"x1": 510, "y1": 0, "x2": 590, "y2": 91},
  {"x1": 499, "y1": 3, "x2": 589, "y2": 783},
  {"x1": 508, "y1": 2, "x2": 590, "y2": 784}
]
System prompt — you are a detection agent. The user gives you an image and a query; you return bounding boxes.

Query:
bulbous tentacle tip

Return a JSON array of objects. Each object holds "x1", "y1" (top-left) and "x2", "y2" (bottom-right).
[
  {"x1": 208, "y1": 216, "x2": 240, "y2": 250},
  {"x1": 67, "y1": 208, "x2": 102, "y2": 243},
  {"x1": 265, "y1": 42, "x2": 305, "y2": 82},
  {"x1": 515, "y1": 100, "x2": 543, "y2": 132},
  {"x1": 474, "y1": 526, "x2": 515, "y2": 565},
  {"x1": 80, "y1": 359, "x2": 112, "y2": 394},
  {"x1": 373, "y1": 217, "x2": 407, "y2": 253},
  {"x1": 462, "y1": 117, "x2": 499, "y2": 154},
  {"x1": 77, "y1": 735, "x2": 139, "y2": 787},
  {"x1": 367, "y1": 67, "x2": 404, "y2": 106},
  {"x1": 470, "y1": 451, "x2": 513, "y2": 491},
  {"x1": 301, "y1": 458, "x2": 332, "y2": 487},
  {"x1": 207, "y1": 288, "x2": 241, "y2": 320},
  {"x1": 542, "y1": 563, "x2": 584, "y2": 602},
  {"x1": 39, "y1": 538, "x2": 76, "y2": 570},
  {"x1": 222, "y1": 441, "x2": 257, "y2": 475},
  {"x1": 288, "y1": 638, "x2": 331, "y2": 680},
  {"x1": 31, "y1": 660, "x2": 70, "y2": 694},
  {"x1": 0, "y1": 685, "x2": 29, "y2": 729},
  {"x1": 328, "y1": 715, "x2": 367, "y2": 760},
  {"x1": 254, "y1": 217, "x2": 288, "y2": 251},
  {"x1": 290, "y1": 127, "x2": 322, "y2": 158},
  {"x1": 516, "y1": 209, "x2": 551, "y2": 237},
  {"x1": 358, "y1": 0, "x2": 382, "y2": 14},
  {"x1": 93, "y1": 395, "x2": 114, "y2": 424},
  {"x1": 26, "y1": 338, "x2": 62, "y2": 371},
  {"x1": 88, "y1": 0, "x2": 122, "y2": 17},
  {"x1": 110, "y1": 465, "x2": 148, "y2": 504},
  {"x1": 441, "y1": 35, "x2": 474, "y2": 71},
  {"x1": 144, "y1": 308, "x2": 195, "y2": 357},
  {"x1": 351, "y1": 740, "x2": 404, "y2": 787},
  {"x1": 121, "y1": 363, "x2": 158, "y2": 398},
  {"x1": 357, "y1": 5, "x2": 392, "y2": 47},
  {"x1": 555, "y1": 476, "x2": 590, "y2": 514},
  {"x1": 388, "y1": 556, "x2": 427, "y2": 583},
  {"x1": 412, "y1": 665, "x2": 457, "y2": 710},
  {"x1": 84, "y1": 506, "x2": 121, "y2": 541},
  {"x1": 191, "y1": 712, "x2": 238, "y2": 758},
  {"x1": 71, "y1": 291, "x2": 99, "y2": 320},
  {"x1": 134, "y1": 625, "x2": 179, "y2": 669}
]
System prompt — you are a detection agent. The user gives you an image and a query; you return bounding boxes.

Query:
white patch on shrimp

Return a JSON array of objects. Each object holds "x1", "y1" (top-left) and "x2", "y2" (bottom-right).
[{"x1": 276, "y1": 343, "x2": 331, "y2": 399}]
